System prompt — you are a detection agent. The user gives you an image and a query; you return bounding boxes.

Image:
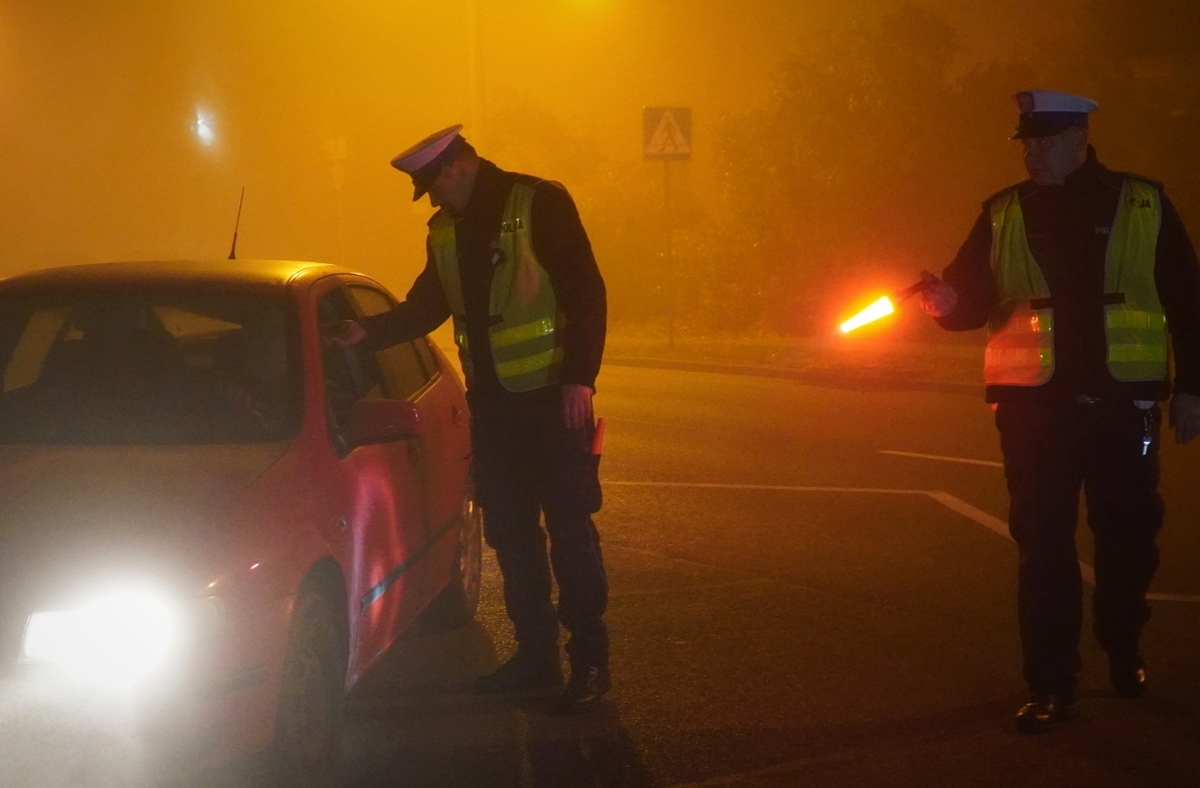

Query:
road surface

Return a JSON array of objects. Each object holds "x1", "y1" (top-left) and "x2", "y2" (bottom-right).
[{"x1": 340, "y1": 362, "x2": 1200, "y2": 787}]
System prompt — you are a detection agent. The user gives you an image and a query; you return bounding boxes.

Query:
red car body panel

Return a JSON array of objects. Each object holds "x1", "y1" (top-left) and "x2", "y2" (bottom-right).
[{"x1": 0, "y1": 260, "x2": 474, "y2": 777}]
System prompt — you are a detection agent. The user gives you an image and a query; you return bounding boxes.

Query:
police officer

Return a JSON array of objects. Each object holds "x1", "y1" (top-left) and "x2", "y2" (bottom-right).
[
  {"x1": 339, "y1": 125, "x2": 610, "y2": 714},
  {"x1": 921, "y1": 91, "x2": 1200, "y2": 733}
]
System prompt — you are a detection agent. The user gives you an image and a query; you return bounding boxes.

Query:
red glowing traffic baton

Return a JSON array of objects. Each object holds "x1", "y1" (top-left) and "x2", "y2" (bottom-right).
[
  {"x1": 591, "y1": 417, "x2": 607, "y2": 455},
  {"x1": 839, "y1": 280, "x2": 931, "y2": 334}
]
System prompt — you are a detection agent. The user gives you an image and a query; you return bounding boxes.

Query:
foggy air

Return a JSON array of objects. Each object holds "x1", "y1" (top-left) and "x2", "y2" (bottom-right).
[
  {"x1": 3, "y1": 1, "x2": 1200, "y2": 785},
  {"x1": 2, "y1": 0, "x2": 1194, "y2": 335}
]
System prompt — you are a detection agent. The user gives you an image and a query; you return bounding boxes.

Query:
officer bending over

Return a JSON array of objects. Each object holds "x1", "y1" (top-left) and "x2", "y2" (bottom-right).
[{"x1": 340, "y1": 125, "x2": 610, "y2": 714}]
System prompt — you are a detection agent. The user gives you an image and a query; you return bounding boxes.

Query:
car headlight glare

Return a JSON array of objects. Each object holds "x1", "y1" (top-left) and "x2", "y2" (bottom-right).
[{"x1": 22, "y1": 591, "x2": 176, "y2": 688}]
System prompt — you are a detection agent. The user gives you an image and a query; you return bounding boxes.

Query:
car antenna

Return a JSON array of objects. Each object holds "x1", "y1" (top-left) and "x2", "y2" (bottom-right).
[{"x1": 227, "y1": 186, "x2": 246, "y2": 260}]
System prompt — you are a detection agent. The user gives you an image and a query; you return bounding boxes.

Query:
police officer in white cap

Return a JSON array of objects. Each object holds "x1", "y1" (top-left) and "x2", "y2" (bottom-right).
[
  {"x1": 920, "y1": 91, "x2": 1200, "y2": 732},
  {"x1": 339, "y1": 125, "x2": 610, "y2": 714}
]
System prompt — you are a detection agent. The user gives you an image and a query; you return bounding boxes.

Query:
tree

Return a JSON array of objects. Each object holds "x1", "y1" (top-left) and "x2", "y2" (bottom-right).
[{"x1": 708, "y1": 6, "x2": 1008, "y2": 334}]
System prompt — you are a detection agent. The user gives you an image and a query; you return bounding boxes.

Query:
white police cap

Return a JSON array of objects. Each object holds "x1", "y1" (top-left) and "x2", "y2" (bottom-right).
[
  {"x1": 1011, "y1": 90, "x2": 1099, "y2": 139},
  {"x1": 390, "y1": 124, "x2": 466, "y2": 200}
]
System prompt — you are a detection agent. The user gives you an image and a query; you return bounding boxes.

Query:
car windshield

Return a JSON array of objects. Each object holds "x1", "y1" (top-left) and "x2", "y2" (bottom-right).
[{"x1": 0, "y1": 285, "x2": 301, "y2": 444}]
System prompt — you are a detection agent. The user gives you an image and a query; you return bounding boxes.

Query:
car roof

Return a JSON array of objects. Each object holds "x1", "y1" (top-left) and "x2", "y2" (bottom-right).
[{"x1": 0, "y1": 260, "x2": 356, "y2": 291}]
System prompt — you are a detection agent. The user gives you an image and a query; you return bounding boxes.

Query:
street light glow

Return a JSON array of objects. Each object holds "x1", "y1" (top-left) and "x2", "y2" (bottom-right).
[{"x1": 193, "y1": 110, "x2": 215, "y2": 146}]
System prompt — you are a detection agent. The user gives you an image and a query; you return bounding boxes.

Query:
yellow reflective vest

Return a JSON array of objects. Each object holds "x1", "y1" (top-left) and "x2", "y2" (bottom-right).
[
  {"x1": 428, "y1": 180, "x2": 565, "y2": 392},
  {"x1": 985, "y1": 178, "x2": 1168, "y2": 386}
]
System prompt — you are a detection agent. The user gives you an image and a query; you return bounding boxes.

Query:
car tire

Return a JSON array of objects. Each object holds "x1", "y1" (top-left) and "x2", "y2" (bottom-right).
[
  {"x1": 271, "y1": 590, "x2": 346, "y2": 788},
  {"x1": 424, "y1": 490, "x2": 484, "y2": 630}
]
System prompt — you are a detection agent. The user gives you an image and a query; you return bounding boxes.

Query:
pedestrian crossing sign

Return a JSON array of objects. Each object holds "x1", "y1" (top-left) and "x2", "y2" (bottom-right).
[{"x1": 643, "y1": 107, "x2": 692, "y2": 160}]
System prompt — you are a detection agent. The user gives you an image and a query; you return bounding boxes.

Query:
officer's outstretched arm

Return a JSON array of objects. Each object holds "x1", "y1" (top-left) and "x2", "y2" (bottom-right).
[
  {"x1": 919, "y1": 270, "x2": 958, "y2": 318},
  {"x1": 328, "y1": 320, "x2": 366, "y2": 348}
]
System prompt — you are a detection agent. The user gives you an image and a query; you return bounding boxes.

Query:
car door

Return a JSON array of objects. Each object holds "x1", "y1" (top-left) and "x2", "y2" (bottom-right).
[
  {"x1": 314, "y1": 281, "x2": 428, "y2": 675},
  {"x1": 344, "y1": 283, "x2": 470, "y2": 546}
]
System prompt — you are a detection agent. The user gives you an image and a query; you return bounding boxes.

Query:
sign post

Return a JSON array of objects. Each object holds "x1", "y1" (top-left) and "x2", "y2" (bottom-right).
[{"x1": 643, "y1": 107, "x2": 692, "y2": 347}]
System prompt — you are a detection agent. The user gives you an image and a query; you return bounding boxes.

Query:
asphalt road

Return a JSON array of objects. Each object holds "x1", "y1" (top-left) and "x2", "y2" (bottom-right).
[{"x1": 338, "y1": 363, "x2": 1200, "y2": 788}]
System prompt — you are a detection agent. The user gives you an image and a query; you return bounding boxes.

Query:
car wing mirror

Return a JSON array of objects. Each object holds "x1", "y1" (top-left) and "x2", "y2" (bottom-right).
[{"x1": 344, "y1": 398, "x2": 421, "y2": 449}]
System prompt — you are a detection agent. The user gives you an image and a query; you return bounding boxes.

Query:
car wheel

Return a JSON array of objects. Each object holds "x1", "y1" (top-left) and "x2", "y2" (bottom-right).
[
  {"x1": 425, "y1": 490, "x2": 483, "y2": 630},
  {"x1": 272, "y1": 591, "x2": 345, "y2": 788}
]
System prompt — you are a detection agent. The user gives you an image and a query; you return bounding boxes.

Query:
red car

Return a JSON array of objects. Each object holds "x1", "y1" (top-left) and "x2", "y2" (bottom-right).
[{"x1": 0, "y1": 260, "x2": 480, "y2": 786}]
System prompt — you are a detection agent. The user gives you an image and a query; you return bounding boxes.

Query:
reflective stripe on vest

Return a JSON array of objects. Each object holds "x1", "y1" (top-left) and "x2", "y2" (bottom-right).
[
  {"x1": 985, "y1": 189, "x2": 1054, "y2": 386},
  {"x1": 1103, "y1": 179, "x2": 1167, "y2": 381},
  {"x1": 985, "y1": 179, "x2": 1167, "y2": 386},
  {"x1": 429, "y1": 180, "x2": 564, "y2": 392}
]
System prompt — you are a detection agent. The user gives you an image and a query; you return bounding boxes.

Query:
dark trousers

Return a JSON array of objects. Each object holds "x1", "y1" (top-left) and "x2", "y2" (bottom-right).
[
  {"x1": 995, "y1": 398, "x2": 1164, "y2": 695},
  {"x1": 469, "y1": 386, "x2": 609, "y2": 668}
]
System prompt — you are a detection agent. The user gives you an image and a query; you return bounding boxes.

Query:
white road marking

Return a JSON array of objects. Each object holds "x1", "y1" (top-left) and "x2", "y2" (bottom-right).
[
  {"x1": 1147, "y1": 592, "x2": 1200, "y2": 602},
  {"x1": 924, "y1": 490, "x2": 1009, "y2": 539},
  {"x1": 925, "y1": 491, "x2": 1200, "y2": 602},
  {"x1": 604, "y1": 480, "x2": 927, "y2": 495},
  {"x1": 880, "y1": 449, "x2": 1004, "y2": 468},
  {"x1": 605, "y1": 481, "x2": 1200, "y2": 603},
  {"x1": 929, "y1": 490, "x2": 1097, "y2": 587},
  {"x1": 605, "y1": 415, "x2": 679, "y2": 430}
]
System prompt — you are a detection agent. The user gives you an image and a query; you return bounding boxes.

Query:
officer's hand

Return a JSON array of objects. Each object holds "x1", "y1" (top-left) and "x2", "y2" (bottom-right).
[
  {"x1": 561, "y1": 383, "x2": 594, "y2": 431},
  {"x1": 1171, "y1": 391, "x2": 1200, "y2": 445},
  {"x1": 919, "y1": 270, "x2": 958, "y2": 318},
  {"x1": 326, "y1": 320, "x2": 366, "y2": 349}
]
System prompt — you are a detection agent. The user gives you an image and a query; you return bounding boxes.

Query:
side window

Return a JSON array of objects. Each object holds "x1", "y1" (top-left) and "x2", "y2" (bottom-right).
[
  {"x1": 346, "y1": 285, "x2": 434, "y2": 402},
  {"x1": 382, "y1": 342, "x2": 431, "y2": 402},
  {"x1": 346, "y1": 286, "x2": 392, "y2": 319},
  {"x1": 411, "y1": 337, "x2": 441, "y2": 380},
  {"x1": 318, "y1": 286, "x2": 386, "y2": 446}
]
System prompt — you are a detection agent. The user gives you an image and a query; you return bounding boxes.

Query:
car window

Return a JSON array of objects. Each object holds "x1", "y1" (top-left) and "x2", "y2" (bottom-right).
[
  {"x1": 3, "y1": 308, "x2": 69, "y2": 393},
  {"x1": 0, "y1": 288, "x2": 300, "y2": 444},
  {"x1": 411, "y1": 337, "x2": 440, "y2": 380},
  {"x1": 381, "y1": 342, "x2": 432, "y2": 402},
  {"x1": 346, "y1": 285, "x2": 434, "y2": 402},
  {"x1": 317, "y1": 286, "x2": 387, "y2": 449},
  {"x1": 346, "y1": 286, "x2": 393, "y2": 319}
]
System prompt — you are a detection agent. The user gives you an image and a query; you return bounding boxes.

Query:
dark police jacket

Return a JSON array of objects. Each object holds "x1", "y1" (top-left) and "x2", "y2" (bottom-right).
[
  {"x1": 362, "y1": 159, "x2": 607, "y2": 399},
  {"x1": 938, "y1": 147, "x2": 1200, "y2": 403}
]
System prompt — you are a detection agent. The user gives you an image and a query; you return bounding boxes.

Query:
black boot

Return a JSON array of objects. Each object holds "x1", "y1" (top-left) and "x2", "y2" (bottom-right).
[
  {"x1": 1016, "y1": 691, "x2": 1079, "y2": 734},
  {"x1": 474, "y1": 648, "x2": 563, "y2": 695},
  {"x1": 1110, "y1": 658, "x2": 1147, "y2": 698},
  {"x1": 556, "y1": 663, "x2": 611, "y2": 715}
]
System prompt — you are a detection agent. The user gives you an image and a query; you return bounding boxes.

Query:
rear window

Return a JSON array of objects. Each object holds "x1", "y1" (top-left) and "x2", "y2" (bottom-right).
[{"x1": 0, "y1": 286, "x2": 301, "y2": 444}]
